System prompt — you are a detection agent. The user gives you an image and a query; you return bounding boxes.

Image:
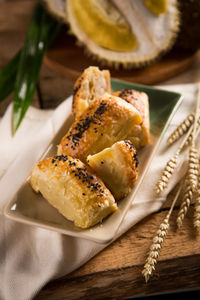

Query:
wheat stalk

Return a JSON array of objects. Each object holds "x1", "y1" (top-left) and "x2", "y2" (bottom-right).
[
  {"x1": 177, "y1": 138, "x2": 200, "y2": 228},
  {"x1": 167, "y1": 114, "x2": 200, "y2": 145},
  {"x1": 154, "y1": 128, "x2": 193, "y2": 194},
  {"x1": 168, "y1": 84, "x2": 200, "y2": 145},
  {"x1": 167, "y1": 113, "x2": 194, "y2": 145},
  {"x1": 155, "y1": 85, "x2": 200, "y2": 195},
  {"x1": 176, "y1": 174, "x2": 194, "y2": 228},
  {"x1": 187, "y1": 84, "x2": 200, "y2": 192},
  {"x1": 183, "y1": 124, "x2": 200, "y2": 147},
  {"x1": 193, "y1": 169, "x2": 200, "y2": 231},
  {"x1": 193, "y1": 135, "x2": 200, "y2": 231},
  {"x1": 187, "y1": 145, "x2": 199, "y2": 191},
  {"x1": 142, "y1": 183, "x2": 182, "y2": 282},
  {"x1": 154, "y1": 152, "x2": 179, "y2": 194}
]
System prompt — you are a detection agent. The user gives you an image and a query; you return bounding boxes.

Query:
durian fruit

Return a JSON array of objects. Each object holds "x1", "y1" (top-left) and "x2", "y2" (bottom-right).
[
  {"x1": 144, "y1": 0, "x2": 168, "y2": 16},
  {"x1": 66, "y1": 0, "x2": 180, "y2": 68},
  {"x1": 42, "y1": 0, "x2": 68, "y2": 23}
]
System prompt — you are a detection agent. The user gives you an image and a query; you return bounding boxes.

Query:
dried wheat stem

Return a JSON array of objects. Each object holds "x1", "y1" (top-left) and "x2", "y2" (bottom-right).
[
  {"x1": 192, "y1": 84, "x2": 200, "y2": 141},
  {"x1": 194, "y1": 170, "x2": 200, "y2": 231},
  {"x1": 142, "y1": 183, "x2": 182, "y2": 282},
  {"x1": 193, "y1": 135, "x2": 200, "y2": 231},
  {"x1": 184, "y1": 123, "x2": 200, "y2": 148},
  {"x1": 168, "y1": 84, "x2": 200, "y2": 146},
  {"x1": 142, "y1": 217, "x2": 169, "y2": 283},
  {"x1": 155, "y1": 127, "x2": 193, "y2": 194},
  {"x1": 187, "y1": 145, "x2": 199, "y2": 191},
  {"x1": 187, "y1": 84, "x2": 200, "y2": 192},
  {"x1": 154, "y1": 151, "x2": 180, "y2": 194},
  {"x1": 176, "y1": 175, "x2": 194, "y2": 228},
  {"x1": 167, "y1": 113, "x2": 195, "y2": 145}
]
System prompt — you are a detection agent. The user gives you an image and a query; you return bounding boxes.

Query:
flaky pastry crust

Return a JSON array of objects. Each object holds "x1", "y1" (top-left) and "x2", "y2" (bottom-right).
[
  {"x1": 73, "y1": 66, "x2": 111, "y2": 119},
  {"x1": 87, "y1": 140, "x2": 139, "y2": 200},
  {"x1": 30, "y1": 155, "x2": 117, "y2": 228},
  {"x1": 113, "y1": 89, "x2": 150, "y2": 147},
  {"x1": 58, "y1": 93, "x2": 142, "y2": 163}
]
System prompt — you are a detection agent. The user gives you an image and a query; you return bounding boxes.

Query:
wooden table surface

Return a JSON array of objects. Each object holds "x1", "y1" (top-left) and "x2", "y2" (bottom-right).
[{"x1": 1, "y1": 1, "x2": 200, "y2": 299}]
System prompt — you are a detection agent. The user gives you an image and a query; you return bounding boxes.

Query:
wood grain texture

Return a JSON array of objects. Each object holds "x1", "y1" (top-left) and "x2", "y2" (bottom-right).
[
  {"x1": 44, "y1": 31, "x2": 199, "y2": 85},
  {"x1": 35, "y1": 209, "x2": 200, "y2": 300},
  {"x1": 35, "y1": 255, "x2": 200, "y2": 300}
]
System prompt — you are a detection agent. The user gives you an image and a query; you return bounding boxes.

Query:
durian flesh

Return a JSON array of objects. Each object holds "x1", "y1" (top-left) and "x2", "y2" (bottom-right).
[
  {"x1": 144, "y1": 0, "x2": 168, "y2": 16},
  {"x1": 66, "y1": 0, "x2": 179, "y2": 67},
  {"x1": 70, "y1": 0, "x2": 137, "y2": 52}
]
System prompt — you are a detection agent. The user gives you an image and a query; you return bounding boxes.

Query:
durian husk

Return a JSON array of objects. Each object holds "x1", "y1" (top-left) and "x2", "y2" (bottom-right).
[
  {"x1": 66, "y1": 0, "x2": 180, "y2": 68},
  {"x1": 68, "y1": 0, "x2": 137, "y2": 52},
  {"x1": 42, "y1": 0, "x2": 181, "y2": 69},
  {"x1": 42, "y1": 0, "x2": 68, "y2": 24}
]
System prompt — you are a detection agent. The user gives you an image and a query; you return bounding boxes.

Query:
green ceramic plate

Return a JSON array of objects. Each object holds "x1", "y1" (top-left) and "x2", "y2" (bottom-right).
[{"x1": 4, "y1": 79, "x2": 182, "y2": 244}]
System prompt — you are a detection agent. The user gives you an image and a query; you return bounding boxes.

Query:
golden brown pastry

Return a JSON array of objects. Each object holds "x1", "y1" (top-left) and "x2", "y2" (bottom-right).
[
  {"x1": 87, "y1": 140, "x2": 139, "y2": 200},
  {"x1": 57, "y1": 93, "x2": 142, "y2": 163},
  {"x1": 73, "y1": 66, "x2": 111, "y2": 119},
  {"x1": 30, "y1": 154, "x2": 117, "y2": 229},
  {"x1": 113, "y1": 89, "x2": 150, "y2": 147}
]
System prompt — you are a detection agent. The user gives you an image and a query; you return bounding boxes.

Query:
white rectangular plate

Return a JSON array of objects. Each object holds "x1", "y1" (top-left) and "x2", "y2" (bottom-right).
[{"x1": 4, "y1": 79, "x2": 182, "y2": 244}]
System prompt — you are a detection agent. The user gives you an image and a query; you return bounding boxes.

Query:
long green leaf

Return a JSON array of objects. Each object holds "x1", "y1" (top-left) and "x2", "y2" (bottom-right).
[
  {"x1": 0, "y1": 51, "x2": 20, "y2": 102},
  {"x1": 12, "y1": 2, "x2": 61, "y2": 134}
]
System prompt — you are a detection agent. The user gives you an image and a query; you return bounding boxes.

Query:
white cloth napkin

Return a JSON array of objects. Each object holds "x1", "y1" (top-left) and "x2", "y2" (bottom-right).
[{"x1": 0, "y1": 83, "x2": 198, "y2": 300}]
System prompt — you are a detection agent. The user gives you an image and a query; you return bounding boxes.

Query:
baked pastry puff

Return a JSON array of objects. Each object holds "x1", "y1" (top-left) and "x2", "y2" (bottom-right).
[
  {"x1": 113, "y1": 89, "x2": 150, "y2": 147},
  {"x1": 57, "y1": 93, "x2": 142, "y2": 163},
  {"x1": 87, "y1": 140, "x2": 139, "y2": 201},
  {"x1": 30, "y1": 155, "x2": 117, "y2": 229},
  {"x1": 73, "y1": 66, "x2": 111, "y2": 119}
]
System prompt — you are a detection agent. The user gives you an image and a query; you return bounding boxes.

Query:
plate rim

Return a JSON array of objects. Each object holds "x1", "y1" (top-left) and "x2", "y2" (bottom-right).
[{"x1": 3, "y1": 80, "x2": 183, "y2": 244}]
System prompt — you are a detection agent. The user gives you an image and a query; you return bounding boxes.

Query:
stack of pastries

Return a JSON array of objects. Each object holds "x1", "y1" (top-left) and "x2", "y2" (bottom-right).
[{"x1": 30, "y1": 66, "x2": 150, "y2": 228}]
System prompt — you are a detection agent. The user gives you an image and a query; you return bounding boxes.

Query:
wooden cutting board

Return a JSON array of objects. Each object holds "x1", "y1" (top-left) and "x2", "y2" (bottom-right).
[{"x1": 44, "y1": 31, "x2": 198, "y2": 84}]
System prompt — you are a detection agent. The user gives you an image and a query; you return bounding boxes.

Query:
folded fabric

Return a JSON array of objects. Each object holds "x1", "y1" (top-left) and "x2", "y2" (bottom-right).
[{"x1": 0, "y1": 83, "x2": 198, "y2": 300}]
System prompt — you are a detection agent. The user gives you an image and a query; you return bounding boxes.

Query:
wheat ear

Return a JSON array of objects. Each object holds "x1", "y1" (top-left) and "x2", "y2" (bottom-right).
[
  {"x1": 186, "y1": 85, "x2": 200, "y2": 192},
  {"x1": 187, "y1": 145, "x2": 199, "y2": 192},
  {"x1": 167, "y1": 114, "x2": 200, "y2": 145},
  {"x1": 154, "y1": 127, "x2": 193, "y2": 194},
  {"x1": 142, "y1": 183, "x2": 182, "y2": 282},
  {"x1": 167, "y1": 113, "x2": 194, "y2": 145},
  {"x1": 155, "y1": 85, "x2": 200, "y2": 195},
  {"x1": 194, "y1": 169, "x2": 200, "y2": 231},
  {"x1": 176, "y1": 174, "x2": 194, "y2": 228},
  {"x1": 183, "y1": 123, "x2": 200, "y2": 148}
]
